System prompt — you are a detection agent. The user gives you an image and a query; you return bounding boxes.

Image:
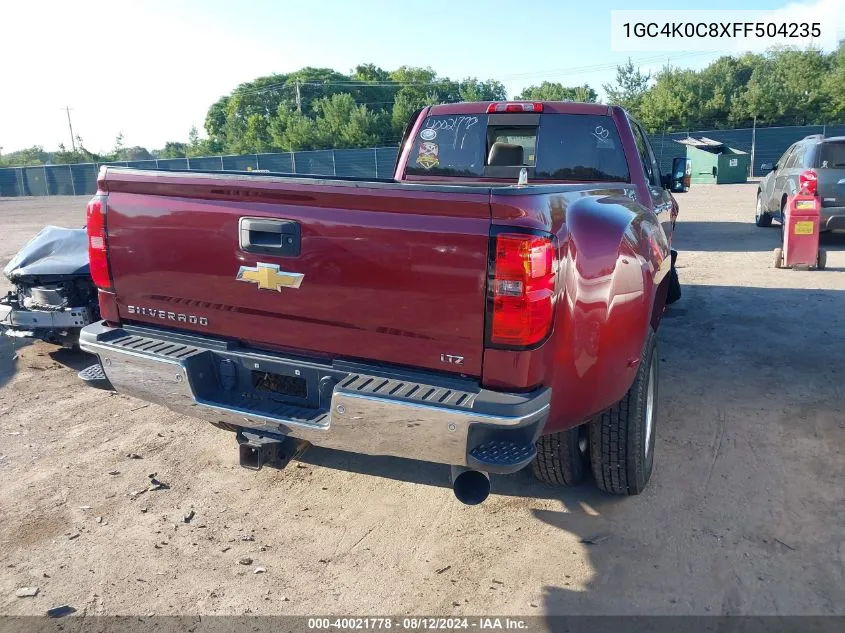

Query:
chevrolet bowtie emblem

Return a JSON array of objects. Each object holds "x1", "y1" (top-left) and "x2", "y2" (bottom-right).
[{"x1": 236, "y1": 263, "x2": 304, "y2": 291}]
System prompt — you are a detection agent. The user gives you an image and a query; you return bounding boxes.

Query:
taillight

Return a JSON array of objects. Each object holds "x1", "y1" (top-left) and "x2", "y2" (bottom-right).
[
  {"x1": 488, "y1": 233, "x2": 556, "y2": 347},
  {"x1": 486, "y1": 102, "x2": 544, "y2": 113},
  {"x1": 86, "y1": 195, "x2": 112, "y2": 290},
  {"x1": 799, "y1": 170, "x2": 817, "y2": 195}
]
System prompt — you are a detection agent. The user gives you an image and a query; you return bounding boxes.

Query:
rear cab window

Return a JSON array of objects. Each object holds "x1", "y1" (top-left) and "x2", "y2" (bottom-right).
[{"x1": 405, "y1": 112, "x2": 630, "y2": 182}]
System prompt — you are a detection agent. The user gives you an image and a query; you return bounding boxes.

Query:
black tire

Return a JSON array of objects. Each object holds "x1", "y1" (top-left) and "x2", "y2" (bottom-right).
[
  {"x1": 817, "y1": 249, "x2": 827, "y2": 270},
  {"x1": 666, "y1": 266, "x2": 681, "y2": 305},
  {"x1": 755, "y1": 194, "x2": 772, "y2": 227},
  {"x1": 589, "y1": 329, "x2": 658, "y2": 495},
  {"x1": 532, "y1": 424, "x2": 588, "y2": 486}
]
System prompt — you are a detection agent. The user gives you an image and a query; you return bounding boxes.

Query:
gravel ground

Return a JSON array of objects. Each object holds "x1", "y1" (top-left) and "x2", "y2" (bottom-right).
[{"x1": 0, "y1": 186, "x2": 843, "y2": 617}]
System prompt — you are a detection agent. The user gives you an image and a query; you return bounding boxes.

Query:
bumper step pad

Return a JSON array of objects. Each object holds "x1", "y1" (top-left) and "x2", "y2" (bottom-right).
[
  {"x1": 78, "y1": 363, "x2": 114, "y2": 391},
  {"x1": 468, "y1": 440, "x2": 536, "y2": 473}
]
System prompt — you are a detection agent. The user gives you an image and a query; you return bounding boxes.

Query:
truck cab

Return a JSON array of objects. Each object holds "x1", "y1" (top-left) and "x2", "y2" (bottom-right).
[{"x1": 396, "y1": 101, "x2": 681, "y2": 240}]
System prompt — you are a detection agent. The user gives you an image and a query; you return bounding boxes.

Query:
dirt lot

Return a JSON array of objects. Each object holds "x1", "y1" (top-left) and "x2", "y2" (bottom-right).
[{"x1": 1, "y1": 186, "x2": 844, "y2": 617}]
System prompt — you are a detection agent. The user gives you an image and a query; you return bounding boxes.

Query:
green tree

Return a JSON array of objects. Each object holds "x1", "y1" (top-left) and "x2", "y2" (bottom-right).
[
  {"x1": 53, "y1": 141, "x2": 91, "y2": 164},
  {"x1": 603, "y1": 58, "x2": 651, "y2": 116},
  {"x1": 732, "y1": 48, "x2": 831, "y2": 126},
  {"x1": 459, "y1": 78, "x2": 507, "y2": 102},
  {"x1": 823, "y1": 41, "x2": 845, "y2": 120},
  {"x1": 313, "y1": 93, "x2": 381, "y2": 148},
  {"x1": 349, "y1": 64, "x2": 398, "y2": 115},
  {"x1": 112, "y1": 133, "x2": 125, "y2": 159},
  {"x1": 697, "y1": 53, "x2": 762, "y2": 127},
  {"x1": 159, "y1": 142, "x2": 188, "y2": 158},
  {"x1": 573, "y1": 85, "x2": 598, "y2": 103},
  {"x1": 203, "y1": 64, "x2": 512, "y2": 152},
  {"x1": 183, "y1": 126, "x2": 223, "y2": 157},
  {"x1": 121, "y1": 146, "x2": 153, "y2": 161},
  {"x1": 243, "y1": 114, "x2": 273, "y2": 153},
  {"x1": 52, "y1": 144, "x2": 76, "y2": 164},
  {"x1": 0, "y1": 146, "x2": 46, "y2": 166},
  {"x1": 517, "y1": 82, "x2": 598, "y2": 102},
  {"x1": 288, "y1": 67, "x2": 357, "y2": 115},
  {"x1": 386, "y1": 67, "x2": 445, "y2": 137},
  {"x1": 390, "y1": 91, "x2": 438, "y2": 139},
  {"x1": 204, "y1": 96, "x2": 230, "y2": 146},
  {"x1": 638, "y1": 68, "x2": 701, "y2": 132},
  {"x1": 270, "y1": 109, "x2": 321, "y2": 151},
  {"x1": 206, "y1": 73, "x2": 292, "y2": 153}
]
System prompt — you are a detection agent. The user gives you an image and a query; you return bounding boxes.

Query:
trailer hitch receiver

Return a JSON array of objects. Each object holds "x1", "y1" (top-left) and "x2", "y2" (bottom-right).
[{"x1": 237, "y1": 431, "x2": 309, "y2": 470}]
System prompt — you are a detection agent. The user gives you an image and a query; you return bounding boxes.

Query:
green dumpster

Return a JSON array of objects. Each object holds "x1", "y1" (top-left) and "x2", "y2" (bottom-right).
[{"x1": 676, "y1": 137, "x2": 750, "y2": 184}]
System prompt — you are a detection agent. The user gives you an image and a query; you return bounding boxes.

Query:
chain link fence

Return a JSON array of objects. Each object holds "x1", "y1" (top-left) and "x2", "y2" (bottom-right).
[
  {"x1": 2, "y1": 123, "x2": 844, "y2": 198},
  {"x1": 0, "y1": 147, "x2": 401, "y2": 198}
]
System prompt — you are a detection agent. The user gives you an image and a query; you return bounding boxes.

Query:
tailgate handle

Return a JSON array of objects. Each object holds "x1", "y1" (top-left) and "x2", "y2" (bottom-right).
[{"x1": 239, "y1": 218, "x2": 300, "y2": 257}]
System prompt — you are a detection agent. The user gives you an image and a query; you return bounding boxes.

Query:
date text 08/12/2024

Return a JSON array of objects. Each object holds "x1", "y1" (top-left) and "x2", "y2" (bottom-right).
[{"x1": 307, "y1": 617, "x2": 529, "y2": 630}]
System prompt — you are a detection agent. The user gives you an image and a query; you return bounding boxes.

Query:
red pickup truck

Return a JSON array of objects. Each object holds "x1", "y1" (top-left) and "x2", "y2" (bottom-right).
[{"x1": 79, "y1": 101, "x2": 687, "y2": 504}]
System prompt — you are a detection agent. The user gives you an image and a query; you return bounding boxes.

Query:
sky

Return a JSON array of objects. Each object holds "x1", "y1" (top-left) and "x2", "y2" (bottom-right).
[{"x1": 0, "y1": 0, "x2": 843, "y2": 155}]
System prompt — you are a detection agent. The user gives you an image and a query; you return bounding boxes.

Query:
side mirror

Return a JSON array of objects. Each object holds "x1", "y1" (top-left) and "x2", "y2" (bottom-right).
[
  {"x1": 669, "y1": 157, "x2": 691, "y2": 193},
  {"x1": 760, "y1": 162, "x2": 774, "y2": 173}
]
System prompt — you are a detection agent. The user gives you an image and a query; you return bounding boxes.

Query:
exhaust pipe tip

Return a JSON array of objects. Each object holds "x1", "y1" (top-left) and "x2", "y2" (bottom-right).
[{"x1": 451, "y1": 466, "x2": 490, "y2": 506}]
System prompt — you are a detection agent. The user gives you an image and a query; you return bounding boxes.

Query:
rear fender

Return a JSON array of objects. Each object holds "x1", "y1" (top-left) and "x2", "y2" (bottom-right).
[
  {"x1": 650, "y1": 248, "x2": 677, "y2": 327},
  {"x1": 544, "y1": 194, "x2": 668, "y2": 433}
]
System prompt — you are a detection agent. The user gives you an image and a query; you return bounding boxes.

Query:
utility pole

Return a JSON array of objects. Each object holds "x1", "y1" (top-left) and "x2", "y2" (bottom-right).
[
  {"x1": 750, "y1": 115, "x2": 757, "y2": 178},
  {"x1": 63, "y1": 106, "x2": 77, "y2": 152},
  {"x1": 295, "y1": 81, "x2": 302, "y2": 113}
]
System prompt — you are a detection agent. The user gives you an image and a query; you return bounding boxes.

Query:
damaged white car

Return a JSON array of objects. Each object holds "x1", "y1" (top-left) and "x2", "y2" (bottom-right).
[{"x1": 1, "y1": 226, "x2": 99, "y2": 346}]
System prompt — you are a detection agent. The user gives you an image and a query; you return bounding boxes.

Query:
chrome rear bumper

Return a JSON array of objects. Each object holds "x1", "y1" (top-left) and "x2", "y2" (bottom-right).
[{"x1": 79, "y1": 322, "x2": 549, "y2": 472}]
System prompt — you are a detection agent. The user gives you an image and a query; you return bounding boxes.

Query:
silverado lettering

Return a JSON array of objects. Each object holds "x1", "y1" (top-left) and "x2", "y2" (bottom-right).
[
  {"x1": 126, "y1": 305, "x2": 208, "y2": 326},
  {"x1": 81, "y1": 101, "x2": 687, "y2": 503}
]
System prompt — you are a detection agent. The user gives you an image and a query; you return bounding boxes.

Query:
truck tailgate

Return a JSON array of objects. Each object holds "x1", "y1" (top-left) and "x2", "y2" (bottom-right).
[{"x1": 102, "y1": 171, "x2": 491, "y2": 376}]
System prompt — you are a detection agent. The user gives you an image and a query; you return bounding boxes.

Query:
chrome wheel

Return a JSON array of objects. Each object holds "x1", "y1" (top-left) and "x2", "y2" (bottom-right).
[
  {"x1": 755, "y1": 196, "x2": 762, "y2": 220},
  {"x1": 644, "y1": 359, "x2": 655, "y2": 459}
]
